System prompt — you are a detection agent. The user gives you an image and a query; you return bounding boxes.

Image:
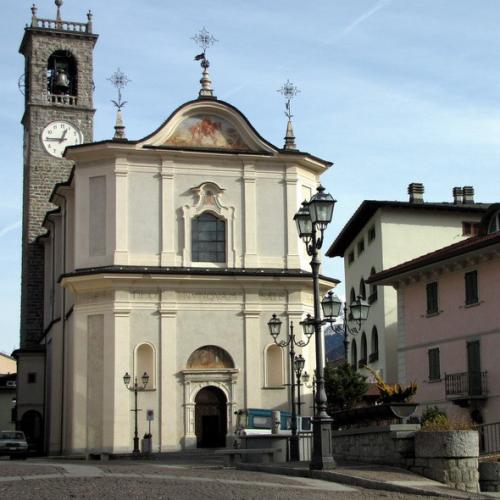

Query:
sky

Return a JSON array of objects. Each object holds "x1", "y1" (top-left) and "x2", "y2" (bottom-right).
[{"x1": 1, "y1": 0, "x2": 499, "y2": 354}]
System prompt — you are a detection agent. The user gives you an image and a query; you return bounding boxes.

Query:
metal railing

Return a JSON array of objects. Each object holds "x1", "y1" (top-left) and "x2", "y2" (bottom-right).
[
  {"x1": 479, "y1": 422, "x2": 500, "y2": 456},
  {"x1": 444, "y1": 371, "x2": 487, "y2": 399},
  {"x1": 286, "y1": 432, "x2": 312, "y2": 461}
]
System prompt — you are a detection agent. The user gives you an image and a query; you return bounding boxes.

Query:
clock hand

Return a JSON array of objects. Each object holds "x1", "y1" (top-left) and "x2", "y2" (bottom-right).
[
  {"x1": 59, "y1": 129, "x2": 68, "y2": 143},
  {"x1": 45, "y1": 137, "x2": 63, "y2": 142}
]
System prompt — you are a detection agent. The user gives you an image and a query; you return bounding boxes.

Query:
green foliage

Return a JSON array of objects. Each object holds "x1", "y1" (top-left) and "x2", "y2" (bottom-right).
[
  {"x1": 421, "y1": 406, "x2": 447, "y2": 426},
  {"x1": 324, "y1": 362, "x2": 368, "y2": 412},
  {"x1": 420, "y1": 406, "x2": 475, "y2": 431}
]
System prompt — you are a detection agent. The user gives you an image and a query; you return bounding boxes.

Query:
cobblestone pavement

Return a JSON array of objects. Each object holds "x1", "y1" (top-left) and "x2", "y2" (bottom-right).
[{"x1": 0, "y1": 460, "x2": 436, "y2": 499}]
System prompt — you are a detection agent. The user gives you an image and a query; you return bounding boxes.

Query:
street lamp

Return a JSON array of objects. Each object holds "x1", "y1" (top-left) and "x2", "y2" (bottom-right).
[
  {"x1": 321, "y1": 290, "x2": 370, "y2": 361},
  {"x1": 294, "y1": 184, "x2": 336, "y2": 470},
  {"x1": 294, "y1": 354, "x2": 306, "y2": 416},
  {"x1": 123, "y1": 371, "x2": 149, "y2": 454},
  {"x1": 302, "y1": 370, "x2": 316, "y2": 415},
  {"x1": 267, "y1": 314, "x2": 312, "y2": 462}
]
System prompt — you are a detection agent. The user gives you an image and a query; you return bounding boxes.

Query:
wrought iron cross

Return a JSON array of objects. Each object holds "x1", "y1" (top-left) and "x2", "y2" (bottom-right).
[
  {"x1": 192, "y1": 27, "x2": 218, "y2": 69},
  {"x1": 278, "y1": 79, "x2": 300, "y2": 120},
  {"x1": 108, "y1": 68, "x2": 131, "y2": 111}
]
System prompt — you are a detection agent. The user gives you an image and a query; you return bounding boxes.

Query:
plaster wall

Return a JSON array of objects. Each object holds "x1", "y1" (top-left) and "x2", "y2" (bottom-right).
[
  {"x1": 343, "y1": 207, "x2": 483, "y2": 383},
  {"x1": 0, "y1": 355, "x2": 16, "y2": 374},
  {"x1": 398, "y1": 257, "x2": 500, "y2": 424}
]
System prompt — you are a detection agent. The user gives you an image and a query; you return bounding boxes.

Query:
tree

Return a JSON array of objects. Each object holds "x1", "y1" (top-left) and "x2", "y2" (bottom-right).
[{"x1": 324, "y1": 362, "x2": 368, "y2": 412}]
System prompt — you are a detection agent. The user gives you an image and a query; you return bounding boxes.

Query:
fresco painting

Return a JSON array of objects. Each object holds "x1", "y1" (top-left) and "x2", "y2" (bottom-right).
[{"x1": 165, "y1": 114, "x2": 249, "y2": 149}]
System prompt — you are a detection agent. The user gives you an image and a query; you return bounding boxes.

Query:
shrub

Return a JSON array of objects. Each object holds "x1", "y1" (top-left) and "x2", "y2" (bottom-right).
[
  {"x1": 421, "y1": 415, "x2": 475, "y2": 431},
  {"x1": 421, "y1": 406, "x2": 447, "y2": 426},
  {"x1": 324, "y1": 362, "x2": 368, "y2": 411}
]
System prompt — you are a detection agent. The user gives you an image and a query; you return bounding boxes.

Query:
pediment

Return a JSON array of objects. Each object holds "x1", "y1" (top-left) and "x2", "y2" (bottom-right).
[{"x1": 138, "y1": 99, "x2": 278, "y2": 153}]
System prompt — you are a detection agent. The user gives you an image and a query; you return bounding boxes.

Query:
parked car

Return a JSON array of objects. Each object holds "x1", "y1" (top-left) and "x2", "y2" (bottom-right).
[{"x1": 0, "y1": 430, "x2": 29, "y2": 459}]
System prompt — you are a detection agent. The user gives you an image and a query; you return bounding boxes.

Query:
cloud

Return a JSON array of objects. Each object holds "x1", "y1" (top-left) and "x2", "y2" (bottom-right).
[
  {"x1": 0, "y1": 220, "x2": 21, "y2": 238},
  {"x1": 335, "y1": 0, "x2": 392, "y2": 41}
]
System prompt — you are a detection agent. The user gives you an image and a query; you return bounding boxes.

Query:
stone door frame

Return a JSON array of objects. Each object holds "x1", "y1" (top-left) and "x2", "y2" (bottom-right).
[{"x1": 181, "y1": 368, "x2": 238, "y2": 448}]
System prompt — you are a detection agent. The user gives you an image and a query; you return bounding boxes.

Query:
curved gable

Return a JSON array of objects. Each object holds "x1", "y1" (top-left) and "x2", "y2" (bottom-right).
[{"x1": 137, "y1": 99, "x2": 278, "y2": 153}]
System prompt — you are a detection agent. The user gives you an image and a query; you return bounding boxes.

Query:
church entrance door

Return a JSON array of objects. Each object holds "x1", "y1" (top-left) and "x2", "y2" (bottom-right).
[{"x1": 194, "y1": 386, "x2": 227, "y2": 448}]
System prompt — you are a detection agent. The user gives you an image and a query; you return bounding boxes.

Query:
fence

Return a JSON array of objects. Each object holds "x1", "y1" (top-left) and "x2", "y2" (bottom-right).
[
  {"x1": 286, "y1": 432, "x2": 313, "y2": 461},
  {"x1": 479, "y1": 422, "x2": 500, "y2": 456}
]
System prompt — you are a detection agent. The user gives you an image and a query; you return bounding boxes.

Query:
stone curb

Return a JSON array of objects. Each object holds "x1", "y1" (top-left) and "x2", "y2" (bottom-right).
[{"x1": 236, "y1": 463, "x2": 488, "y2": 499}]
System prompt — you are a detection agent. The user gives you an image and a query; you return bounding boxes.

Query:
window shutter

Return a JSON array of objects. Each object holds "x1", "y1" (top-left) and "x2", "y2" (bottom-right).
[
  {"x1": 465, "y1": 271, "x2": 478, "y2": 305},
  {"x1": 428, "y1": 348, "x2": 440, "y2": 380},
  {"x1": 426, "y1": 282, "x2": 438, "y2": 314}
]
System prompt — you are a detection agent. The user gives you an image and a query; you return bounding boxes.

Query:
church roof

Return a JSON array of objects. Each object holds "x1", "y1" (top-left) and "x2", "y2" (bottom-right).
[{"x1": 65, "y1": 97, "x2": 332, "y2": 170}]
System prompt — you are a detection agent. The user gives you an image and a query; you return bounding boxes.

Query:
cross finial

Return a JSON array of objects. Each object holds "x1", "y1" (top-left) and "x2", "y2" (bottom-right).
[
  {"x1": 31, "y1": 4, "x2": 38, "y2": 26},
  {"x1": 108, "y1": 68, "x2": 131, "y2": 140},
  {"x1": 55, "y1": 0, "x2": 63, "y2": 22},
  {"x1": 192, "y1": 27, "x2": 218, "y2": 98},
  {"x1": 278, "y1": 79, "x2": 300, "y2": 150}
]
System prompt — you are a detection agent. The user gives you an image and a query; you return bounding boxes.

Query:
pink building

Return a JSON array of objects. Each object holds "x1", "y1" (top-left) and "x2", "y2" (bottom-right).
[{"x1": 369, "y1": 205, "x2": 500, "y2": 428}]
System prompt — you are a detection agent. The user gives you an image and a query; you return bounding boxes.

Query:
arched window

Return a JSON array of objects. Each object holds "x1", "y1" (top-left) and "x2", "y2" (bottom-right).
[
  {"x1": 266, "y1": 345, "x2": 283, "y2": 387},
  {"x1": 488, "y1": 210, "x2": 500, "y2": 234},
  {"x1": 192, "y1": 212, "x2": 226, "y2": 263},
  {"x1": 360, "y1": 332, "x2": 367, "y2": 367},
  {"x1": 369, "y1": 267, "x2": 378, "y2": 303},
  {"x1": 47, "y1": 50, "x2": 78, "y2": 96},
  {"x1": 135, "y1": 343, "x2": 155, "y2": 389},
  {"x1": 187, "y1": 345, "x2": 234, "y2": 369},
  {"x1": 350, "y1": 287, "x2": 356, "y2": 304},
  {"x1": 370, "y1": 326, "x2": 379, "y2": 362},
  {"x1": 359, "y1": 278, "x2": 366, "y2": 301},
  {"x1": 351, "y1": 339, "x2": 358, "y2": 369}
]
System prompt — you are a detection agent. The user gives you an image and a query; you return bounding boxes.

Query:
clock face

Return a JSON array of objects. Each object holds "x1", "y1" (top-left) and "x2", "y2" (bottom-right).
[{"x1": 41, "y1": 121, "x2": 83, "y2": 158}]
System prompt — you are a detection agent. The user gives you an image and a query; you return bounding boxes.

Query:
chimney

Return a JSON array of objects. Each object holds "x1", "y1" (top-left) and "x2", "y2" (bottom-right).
[
  {"x1": 463, "y1": 186, "x2": 474, "y2": 204},
  {"x1": 408, "y1": 183, "x2": 424, "y2": 203},
  {"x1": 452, "y1": 187, "x2": 463, "y2": 204}
]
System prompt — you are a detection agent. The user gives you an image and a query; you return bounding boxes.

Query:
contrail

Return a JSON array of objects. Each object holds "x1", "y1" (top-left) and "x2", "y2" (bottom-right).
[
  {"x1": 0, "y1": 220, "x2": 21, "y2": 238},
  {"x1": 336, "y1": 0, "x2": 392, "y2": 41}
]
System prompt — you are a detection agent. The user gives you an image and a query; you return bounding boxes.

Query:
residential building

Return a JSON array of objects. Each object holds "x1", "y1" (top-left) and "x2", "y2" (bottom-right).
[
  {"x1": 0, "y1": 353, "x2": 16, "y2": 431},
  {"x1": 326, "y1": 184, "x2": 490, "y2": 382},
  {"x1": 14, "y1": 5, "x2": 337, "y2": 455},
  {"x1": 369, "y1": 205, "x2": 500, "y2": 426}
]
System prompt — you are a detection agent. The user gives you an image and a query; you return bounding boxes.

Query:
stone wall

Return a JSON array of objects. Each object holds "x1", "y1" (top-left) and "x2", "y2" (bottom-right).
[
  {"x1": 479, "y1": 461, "x2": 500, "y2": 492},
  {"x1": 332, "y1": 427, "x2": 480, "y2": 493}
]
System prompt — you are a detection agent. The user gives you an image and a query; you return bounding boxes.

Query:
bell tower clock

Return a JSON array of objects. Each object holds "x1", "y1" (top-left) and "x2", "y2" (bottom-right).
[{"x1": 18, "y1": 2, "x2": 97, "y2": 351}]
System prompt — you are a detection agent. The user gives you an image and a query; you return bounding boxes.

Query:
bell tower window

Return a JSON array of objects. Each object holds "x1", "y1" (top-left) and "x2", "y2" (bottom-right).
[{"x1": 47, "y1": 50, "x2": 77, "y2": 98}]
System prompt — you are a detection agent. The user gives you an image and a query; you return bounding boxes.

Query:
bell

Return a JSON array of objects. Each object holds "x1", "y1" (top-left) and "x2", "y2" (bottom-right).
[{"x1": 53, "y1": 69, "x2": 70, "y2": 93}]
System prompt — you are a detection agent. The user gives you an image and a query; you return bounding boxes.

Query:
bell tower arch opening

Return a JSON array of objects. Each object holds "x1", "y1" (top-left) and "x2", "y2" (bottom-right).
[{"x1": 47, "y1": 50, "x2": 78, "y2": 97}]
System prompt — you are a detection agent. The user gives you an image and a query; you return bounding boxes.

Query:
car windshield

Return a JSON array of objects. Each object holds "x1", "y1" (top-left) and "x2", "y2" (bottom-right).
[{"x1": 0, "y1": 432, "x2": 25, "y2": 440}]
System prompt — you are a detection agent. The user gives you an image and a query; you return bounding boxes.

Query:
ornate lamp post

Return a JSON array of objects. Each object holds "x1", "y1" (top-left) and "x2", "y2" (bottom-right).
[
  {"x1": 267, "y1": 315, "x2": 313, "y2": 461},
  {"x1": 294, "y1": 185, "x2": 336, "y2": 470},
  {"x1": 123, "y1": 371, "x2": 149, "y2": 454},
  {"x1": 294, "y1": 354, "x2": 306, "y2": 416},
  {"x1": 321, "y1": 290, "x2": 370, "y2": 361}
]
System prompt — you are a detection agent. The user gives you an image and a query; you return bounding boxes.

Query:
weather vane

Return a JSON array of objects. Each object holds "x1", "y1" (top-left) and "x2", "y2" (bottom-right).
[
  {"x1": 192, "y1": 27, "x2": 218, "y2": 98},
  {"x1": 108, "y1": 68, "x2": 131, "y2": 111},
  {"x1": 278, "y1": 79, "x2": 300, "y2": 120}
]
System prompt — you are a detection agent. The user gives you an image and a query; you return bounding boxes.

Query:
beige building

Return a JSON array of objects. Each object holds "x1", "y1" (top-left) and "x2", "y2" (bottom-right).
[
  {"x1": 326, "y1": 184, "x2": 489, "y2": 383},
  {"x1": 0, "y1": 354, "x2": 16, "y2": 431}
]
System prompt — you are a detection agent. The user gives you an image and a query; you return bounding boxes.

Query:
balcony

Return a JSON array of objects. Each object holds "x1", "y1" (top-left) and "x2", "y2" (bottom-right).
[
  {"x1": 369, "y1": 352, "x2": 379, "y2": 363},
  {"x1": 358, "y1": 358, "x2": 367, "y2": 369},
  {"x1": 445, "y1": 371, "x2": 487, "y2": 405}
]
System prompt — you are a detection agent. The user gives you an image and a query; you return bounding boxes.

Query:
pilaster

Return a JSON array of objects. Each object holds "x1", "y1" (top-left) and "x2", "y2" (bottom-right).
[
  {"x1": 160, "y1": 290, "x2": 178, "y2": 450},
  {"x1": 243, "y1": 289, "x2": 261, "y2": 408},
  {"x1": 160, "y1": 160, "x2": 176, "y2": 266},
  {"x1": 243, "y1": 164, "x2": 258, "y2": 267},
  {"x1": 114, "y1": 157, "x2": 129, "y2": 265},
  {"x1": 285, "y1": 166, "x2": 300, "y2": 268}
]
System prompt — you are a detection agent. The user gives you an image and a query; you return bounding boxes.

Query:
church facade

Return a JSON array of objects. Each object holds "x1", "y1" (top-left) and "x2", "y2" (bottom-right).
[{"x1": 15, "y1": 3, "x2": 337, "y2": 455}]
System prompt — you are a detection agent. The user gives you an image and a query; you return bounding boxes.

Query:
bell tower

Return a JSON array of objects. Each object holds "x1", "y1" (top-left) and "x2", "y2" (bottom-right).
[{"x1": 19, "y1": 2, "x2": 98, "y2": 349}]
